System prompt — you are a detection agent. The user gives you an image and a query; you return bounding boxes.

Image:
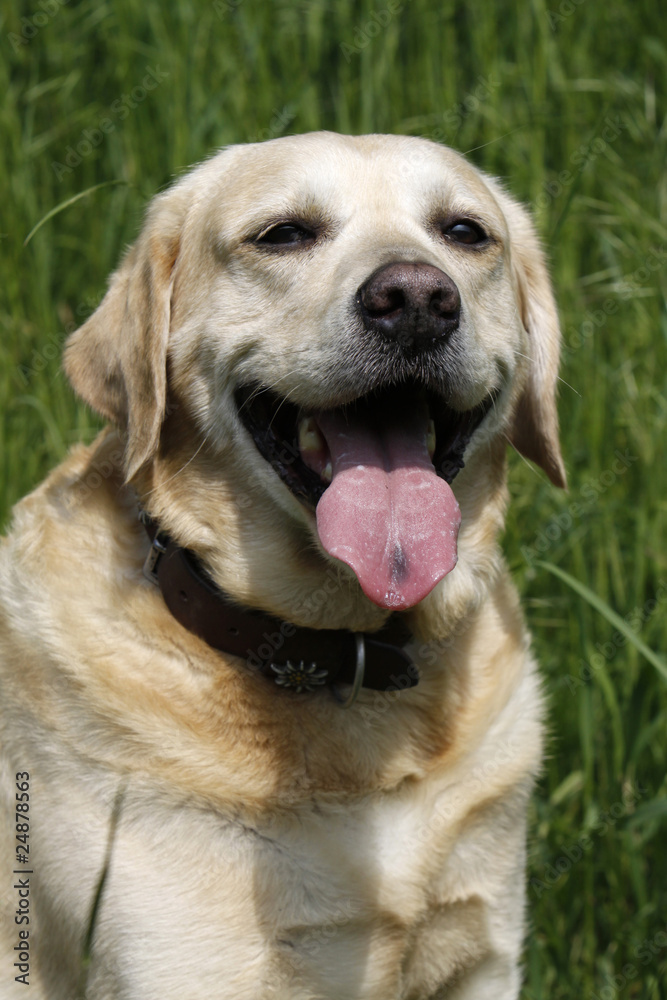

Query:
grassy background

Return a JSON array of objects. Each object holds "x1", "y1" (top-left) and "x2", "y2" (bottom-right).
[{"x1": 1, "y1": 0, "x2": 666, "y2": 996}]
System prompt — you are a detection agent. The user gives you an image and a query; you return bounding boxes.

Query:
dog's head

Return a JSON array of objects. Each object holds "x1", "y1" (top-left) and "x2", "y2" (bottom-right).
[{"x1": 65, "y1": 132, "x2": 565, "y2": 620}]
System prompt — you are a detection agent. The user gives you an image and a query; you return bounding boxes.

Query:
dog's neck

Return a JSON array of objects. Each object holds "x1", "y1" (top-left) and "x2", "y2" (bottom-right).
[{"x1": 140, "y1": 511, "x2": 417, "y2": 705}]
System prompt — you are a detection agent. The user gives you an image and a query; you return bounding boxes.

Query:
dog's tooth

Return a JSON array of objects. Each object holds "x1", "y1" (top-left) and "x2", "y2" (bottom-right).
[
  {"x1": 426, "y1": 419, "x2": 436, "y2": 459},
  {"x1": 321, "y1": 461, "x2": 332, "y2": 483},
  {"x1": 298, "y1": 416, "x2": 324, "y2": 455}
]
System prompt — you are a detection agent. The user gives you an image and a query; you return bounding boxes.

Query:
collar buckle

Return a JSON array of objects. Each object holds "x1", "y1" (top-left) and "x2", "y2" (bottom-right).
[
  {"x1": 143, "y1": 528, "x2": 169, "y2": 584},
  {"x1": 332, "y1": 634, "x2": 366, "y2": 709}
]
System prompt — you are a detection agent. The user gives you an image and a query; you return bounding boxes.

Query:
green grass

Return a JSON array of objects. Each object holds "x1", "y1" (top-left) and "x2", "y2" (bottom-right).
[{"x1": 1, "y1": 1, "x2": 666, "y2": 996}]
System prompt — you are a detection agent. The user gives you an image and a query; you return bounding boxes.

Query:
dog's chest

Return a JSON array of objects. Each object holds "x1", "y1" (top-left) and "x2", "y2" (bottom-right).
[{"x1": 68, "y1": 774, "x2": 512, "y2": 999}]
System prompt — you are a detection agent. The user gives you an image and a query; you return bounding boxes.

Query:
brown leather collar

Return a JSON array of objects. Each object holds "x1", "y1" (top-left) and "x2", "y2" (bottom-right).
[{"x1": 140, "y1": 513, "x2": 418, "y2": 700}]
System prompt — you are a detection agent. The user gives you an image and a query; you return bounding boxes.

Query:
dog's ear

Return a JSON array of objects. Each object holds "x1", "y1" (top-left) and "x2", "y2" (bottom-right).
[
  {"x1": 496, "y1": 189, "x2": 567, "y2": 489},
  {"x1": 64, "y1": 184, "x2": 189, "y2": 480}
]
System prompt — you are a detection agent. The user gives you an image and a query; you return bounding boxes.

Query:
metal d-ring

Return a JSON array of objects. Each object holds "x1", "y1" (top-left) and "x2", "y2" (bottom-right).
[{"x1": 332, "y1": 634, "x2": 365, "y2": 709}]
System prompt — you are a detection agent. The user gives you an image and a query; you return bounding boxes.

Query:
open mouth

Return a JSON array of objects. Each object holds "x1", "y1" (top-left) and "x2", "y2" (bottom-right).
[{"x1": 235, "y1": 382, "x2": 495, "y2": 609}]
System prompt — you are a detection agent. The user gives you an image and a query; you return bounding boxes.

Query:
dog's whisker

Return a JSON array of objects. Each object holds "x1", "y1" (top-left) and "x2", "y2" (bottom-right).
[
  {"x1": 266, "y1": 394, "x2": 293, "y2": 434},
  {"x1": 513, "y1": 348, "x2": 579, "y2": 396},
  {"x1": 502, "y1": 431, "x2": 543, "y2": 476},
  {"x1": 556, "y1": 375, "x2": 580, "y2": 396},
  {"x1": 142, "y1": 437, "x2": 207, "y2": 497},
  {"x1": 236, "y1": 370, "x2": 302, "y2": 416},
  {"x1": 463, "y1": 126, "x2": 525, "y2": 156},
  {"x1": 512, "y1": 349, "x2": 535, "y2": 363}
]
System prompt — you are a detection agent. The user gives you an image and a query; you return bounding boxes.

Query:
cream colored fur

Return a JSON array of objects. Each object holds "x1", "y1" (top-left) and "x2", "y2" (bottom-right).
[{"x1": 0, "y1": 132, "x2": 564, "y2": 999}]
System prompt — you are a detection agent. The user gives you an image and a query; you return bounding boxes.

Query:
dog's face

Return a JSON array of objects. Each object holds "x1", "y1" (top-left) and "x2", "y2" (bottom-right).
[{"x1": 65, "y1": 132, "x2": 564, "y2": 623}]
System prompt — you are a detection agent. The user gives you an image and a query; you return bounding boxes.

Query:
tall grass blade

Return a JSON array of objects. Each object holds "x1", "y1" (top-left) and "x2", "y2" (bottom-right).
[
  {"x1": 23, "y1": 180, "x2": 127, "y2": 247},
  {"x1": 537, "y1": 561, "x2": 667, "y2": 683}
]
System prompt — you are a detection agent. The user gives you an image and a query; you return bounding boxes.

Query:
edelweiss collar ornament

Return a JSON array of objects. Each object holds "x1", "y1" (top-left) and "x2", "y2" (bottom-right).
[{"x1": 269, "y1": 660, "x2": 329, "y2": 693}]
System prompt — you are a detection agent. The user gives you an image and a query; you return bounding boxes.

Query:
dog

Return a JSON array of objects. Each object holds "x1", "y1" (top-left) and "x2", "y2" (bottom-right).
[{"x1": 0, "y1": 132, "x2": 566, "y2": 999}]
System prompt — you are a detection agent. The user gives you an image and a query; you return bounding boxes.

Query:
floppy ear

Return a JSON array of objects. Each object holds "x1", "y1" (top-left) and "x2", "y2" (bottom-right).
[
  {"x1": 63, "y1": 185, "x2": 189, "y2": 481},
  {"x1": 500, "y1": 192, "x2": 567, "y2": 489}
]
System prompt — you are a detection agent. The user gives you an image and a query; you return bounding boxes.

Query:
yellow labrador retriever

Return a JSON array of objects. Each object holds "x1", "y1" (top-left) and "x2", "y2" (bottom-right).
[{"x1": 0, "y1": 133, "x2": 565, "y2": 999}]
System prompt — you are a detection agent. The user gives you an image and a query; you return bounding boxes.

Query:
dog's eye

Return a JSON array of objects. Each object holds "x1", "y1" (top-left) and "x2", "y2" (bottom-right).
[
  {"x1": 256, "y1": 223, "x2": 315, "y2": 246},
  {"x1": 443, "y1": 220, "x2": 487, "y2": 245}
]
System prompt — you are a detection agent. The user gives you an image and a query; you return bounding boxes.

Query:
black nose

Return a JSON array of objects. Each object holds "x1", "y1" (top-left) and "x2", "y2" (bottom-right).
[{"x1": 357, "y1": 262, "x2": 461, "y2": 348}]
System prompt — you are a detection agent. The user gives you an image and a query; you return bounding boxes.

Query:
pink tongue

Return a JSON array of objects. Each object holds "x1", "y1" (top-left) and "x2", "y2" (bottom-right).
[{"x1": 315, "y1": 400, "x2": 460, "y2": 610}]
